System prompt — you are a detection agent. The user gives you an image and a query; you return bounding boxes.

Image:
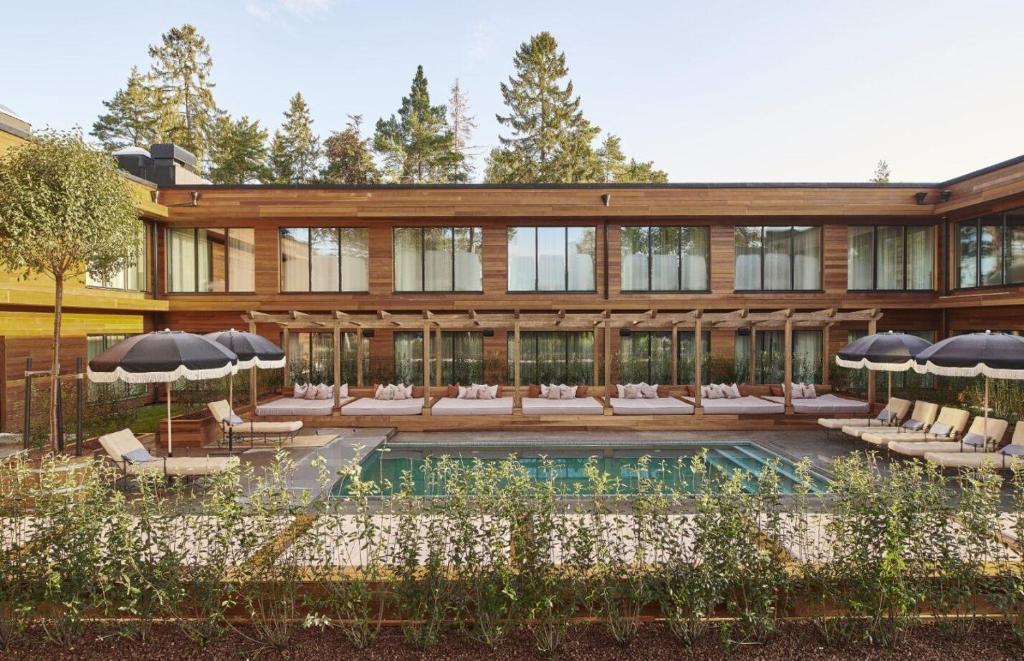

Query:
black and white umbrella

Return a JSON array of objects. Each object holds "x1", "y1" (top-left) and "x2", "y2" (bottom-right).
[
  {"x1": 835, "y1": 331, "x2": 932, "y2": 421},
  {"x1": 88, "y1": 330, "x2": 238, "y2": 455},
  {"x1": 914, "y1": 331, "x2": 1024, "y2": 439},
  {"x1": 204, "y1": 329, "x2": 285, "y2": 412}
]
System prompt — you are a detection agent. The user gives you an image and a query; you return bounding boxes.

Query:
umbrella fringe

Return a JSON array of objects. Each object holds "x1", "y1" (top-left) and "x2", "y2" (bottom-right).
[
  {"x1": 834, "y1": 357, "x2": 917, "y2": 372},
  {"x1": 913, "y1": 362, "x2": 1024, "y2": 380},
  {"x1": 87, "y1": 364, "x2": 237, "y2": 384}
]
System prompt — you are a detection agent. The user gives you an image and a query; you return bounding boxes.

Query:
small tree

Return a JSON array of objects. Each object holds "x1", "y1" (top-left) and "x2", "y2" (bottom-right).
[
  {"x1": 872, "y1": 159, "x2": 891, "y2": 183},
  {"x1": 0, "y1": 131, "x2": 141, "y2": 449}
]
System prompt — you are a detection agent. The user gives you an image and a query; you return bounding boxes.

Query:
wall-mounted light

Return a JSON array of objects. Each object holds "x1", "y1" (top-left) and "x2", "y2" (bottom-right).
[
  {"x1": 914, "y1": 192, "x2": 929, "y2": 205},
  {"x1": 619, "y1": 328, "x2": 632, "y2": 337},
  {"x1": 150, "y1": 190, "x2": 160, "y2": 204},
  {"x1": 190, "y1": 191, "x2": 200, "y2": 206},
  {"x1": 939, "y1": 190, "x2": 952, "y2": 203},
  {"x1": 362, "y1": 329, "x2": 375, "y2": 338},
  {"x1": 601, "y1": 193, "x2": 611, "y2": 207},
  {"x1": 482, "y1": 328, "x2": 495, "y2": 337}
]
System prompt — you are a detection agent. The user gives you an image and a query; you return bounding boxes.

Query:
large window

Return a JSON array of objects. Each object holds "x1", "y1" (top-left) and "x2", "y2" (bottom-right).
[
  {"x1": 287, "y1": 331, "x2": 368, "y2": 385},
  {"x1": 167, "y1": 227, "x2": 254, "y2": 293},
  {"x1": 393, "y1": 227, "x2": 482, "y2": 292},
  {"x1": 735, "y1": 226, "x2": 821, "y2": 291},
  {"x1": 86, "y1": 222, "x2": 148, "y2": 291},
  {"x1": 734, "y1": 330, "x2": 822, "y2": 384},
  {"x1": 393, "y1": 331, "x2": 484, "y2": 385},
  {"x1": 618, "y1": 330, "x2": 711, "y2": 384},
  {"x1": 507, "y1": 331, "x2": 594, "y2": 384},
  {"x1": 847, "y1": 225, "x2": 933, "y2": 291},
  {"x1": 87, "y1": 335, "x2": 146, "y2": 399},
  {"x1": 280, "y1": 227, "x2": 368, "y2": 292},
  {"x1": 507, "y1": 226, "x2": 596, "y2": 292},
  {"x1": 620, "y1": 226, "x2": 709, "y2": 291},
  {"x1": 957, "y1": 210, "x2": 1024, "y2": 288}
]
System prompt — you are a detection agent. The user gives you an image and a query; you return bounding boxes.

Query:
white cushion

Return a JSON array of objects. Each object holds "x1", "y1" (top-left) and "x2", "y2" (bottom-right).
[
  {"x1": 641, "y1": 384, "x2": 658, "y2": 399},
  {"x1": 316, "y1": 384, "x2": 333, "y2": 400},
  {"x1": 803, "y1": 383, "x2": 817, "y2": 398},
  {"x1": 616, "y1": 384, "x2": 625, "y2": 398},
  {"x1": 339, "y1": 383, "x2": 349, "y2": 398},
  {"x1": 293, "y1": 383, "x2": 308, "y2": 398}
]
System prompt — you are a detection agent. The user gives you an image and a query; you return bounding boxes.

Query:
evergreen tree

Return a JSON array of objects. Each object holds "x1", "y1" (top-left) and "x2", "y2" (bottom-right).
[
  {"x1": 91, "y1": 66, "x2": 162, "y2": 151},
  {"x1": 597, "y1": 134, "x2": 669, "y2": 183},
  {"x1": 269, "y1": 92, "x2": 321, "y2": 184},
  {"x1": 322, "y1": 115, "x2": 379, "y2": 184},
  {"x1": 207, "y1": 114, "x2": 270, "y2": 184},
  {"x1": 488, "y1": 32, "x2": 601, "y2": 183},
  {"x1": 373, "y1": 66, "x2": 463, "y2": 183},
  {"x1": 147, "y1": 24, "x2": 218, "y2": 161},
  {"x1": 447, "y1": 78, "x2": 477, "y2": 180},
  {"x1": 872, "y1": 159, "x2": 891, "y2": 183}
]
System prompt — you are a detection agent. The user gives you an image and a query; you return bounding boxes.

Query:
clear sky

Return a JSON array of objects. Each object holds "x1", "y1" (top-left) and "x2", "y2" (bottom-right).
[{"x1": 3, "y1": 0, "x2": 1022, "y2": 183}]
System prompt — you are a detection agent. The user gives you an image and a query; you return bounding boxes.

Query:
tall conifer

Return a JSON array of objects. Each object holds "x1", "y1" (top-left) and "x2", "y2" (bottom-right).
[
  {"x1": 147, "y1": 24, "x2": 218, "y2": 160},
  {"x1": 269, "y1": 92, "x2": 321, "y2": 183}
]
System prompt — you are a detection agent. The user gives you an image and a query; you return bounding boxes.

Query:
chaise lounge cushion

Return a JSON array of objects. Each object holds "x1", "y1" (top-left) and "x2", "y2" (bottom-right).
[
  {"x1": 341, "y1": 397, "x2": 425, "y2": 416},
  {"x1": 98, "y1": 429, "x2": 239, "y2": 476},
  {"x1": 256, "y1": 397, "x2": 353, "y2": 417},
  {"x1": 521, "y1": 396, "x2": 604, "y2": 416},
  {"x1": 681, "y1": 396, "x2": 784, "y2": 415},
  {"x1": 208, "y1": 400, "x2": 303, "y2": 437},
  {"x1": 431, "y1": 396, "x2": 514, "y2": 416},
  {"x1": 610, "y1": 397, "x2": 694, "y2": 415}
]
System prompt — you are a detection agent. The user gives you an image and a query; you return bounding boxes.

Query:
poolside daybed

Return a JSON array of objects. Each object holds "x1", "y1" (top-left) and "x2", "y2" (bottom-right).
[
  {"x1": 892, "y1": 417, "x2": 1009, "y2": 458},
  {"x1": 432, "y1": 393, "x2": 515, "y2": 416},
  {"x1": 342, "y1": 398, "x2": 425, "y2": 416},
  {"x1": 680, "y1": 385, "x2": 784, "y2": 415},
  {"x1": 609, "y1": 383, "x2": 694, "y2": 415},
  {"x1": 925, "y1": 421, "x2": 1024, "y2": 469},
  {"x1": 841, "y1": 400, "x2": 938, "y2": 439},
  {"x1": 860, "y1": 406, "x2": 970, "y2": 448},
  {"x1": 99, "y1": 428, "x2": 239, "y2": 478},
  {"x1": 257, "y1": 383, "x2": 353, "y2": 416},
  {"x1": 817, "y1": 396, "x2": 912, "y2": 431},
  {"x1": 520, "y1": 385, "x2": 605, "y2": 416}
]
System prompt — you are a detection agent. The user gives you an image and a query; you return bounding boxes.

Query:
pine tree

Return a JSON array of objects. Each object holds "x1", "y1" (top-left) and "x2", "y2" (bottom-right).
[
  {"x1": 269, "y1": 92, "x2": 321, "y2": 184},
  {"x1": 147, "y1": 24, "x2": 218, "y2": 161},
  {"x1": 597, "y1": 134, "x2": 669, "y2": 183},
  {"x1": 322, "y1": 115, "x2": 379, "y2": 184},
  {"x1": 872, "y1": 159, "x2": 891, "y2": 183},
  {"x1": 447, "y1": 78, "x2": 477, "y2": 180},
  {"x1": 373, "y1": 66, "x2": 463, "y2": 183},
  {"x1": 91, "y1": 66, "x2": 162, "y2": 151},
  {"x1": 207, "y1": 114, "x2": 270, "y2": 184},
  {"x1": 488, "y1": 32, "x2": 601, "y2": 183}
]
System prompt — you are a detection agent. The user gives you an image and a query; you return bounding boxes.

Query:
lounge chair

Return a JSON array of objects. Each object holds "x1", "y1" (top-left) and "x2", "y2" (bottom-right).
[
  {"x1": 925, "y1": 421, "x2": 1024, "y2": 469},
  {"x1": 762, "y1": 392, "x2": 869, "y2": 415},
  {"x1": 860, "y1": 406, "x2": 970, "y2": 448},
  {"x1": 817, "y1": 396, "x2": 911, "y2": 431},
  {"x1": 208, "y1": 400, "x2": 303, "y2": 447},
  {"x1": 99, "y1": 429, "x2": 239, "y2": 480},
  {"x1": 842, "y1": 400, "x2": 938, "y2": 439},
  {"x1": 890, "y1": 416, "x2": 1008, "y2": 458},
  {"x1": 432, "y1": 396, "x2": 514, "y2": 416}
]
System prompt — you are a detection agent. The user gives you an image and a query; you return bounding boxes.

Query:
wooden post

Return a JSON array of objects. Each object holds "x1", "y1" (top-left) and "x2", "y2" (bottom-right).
[
  {"x1": 867, "y1": 317, "x2": 878, "y2": 408},
  {"x1": 249, "y1": 320, "x2": 259, "y2": 410},
  {"x1": 513, "y1": 321, "x2": 521, "y2": 407},
  {"x1": 748, "y1": 326, "x2": 757, "y2": 385},
  {"x1": 332, "y1": 325, "x2": 342, "y2": 408},
  {"x1": 434, "y1": 327, "x2": 443, "y2": 386},
  {"x1": 22, "y1": 357, "x2": 32, "y2": 450},
  {"x1": 693, "y1": 315, "x2": 703, "y2": 413},
  {"x1": 784, "y1": 316, "x2": 793, "y2": 414},
  {"x1": 356, "y1": 329, "x2": 364, "y2": 387},
  {"x1": 282, "y1": 327, "x2": 291, "y2": 388},
  {"x1": 423, "y1": 321, "x2": 431, "y2": 412},
  {"x1": 593, "y1": 326, "x2": 600, "y2": 387},
  {"x1": 75, "y1": 357, "x2": 84, "y2": 457},
  {"x1": 604, "y1": 320, "x2": 612, "y2": 408},
  {"x1": 822, "y1": 324, "x2": 831, "y2": 386},
  {"x1": 671, "y1": 324, "x2": 679, "y2": 386}
]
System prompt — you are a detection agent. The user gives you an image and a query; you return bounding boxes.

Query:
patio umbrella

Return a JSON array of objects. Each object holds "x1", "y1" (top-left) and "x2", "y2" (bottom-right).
[
  {"x1": 836, "y1": 331, "x2": 932, "y2": 422},
  {"x1": 204, "y1": 329, "x2": 285, "y2": 411},
  {"x1": 87, "y1": 330, "x2": 238, "y2": 456},
  {"x1": 913, "y1": 331, "x2": 1024, "y2": 444}
]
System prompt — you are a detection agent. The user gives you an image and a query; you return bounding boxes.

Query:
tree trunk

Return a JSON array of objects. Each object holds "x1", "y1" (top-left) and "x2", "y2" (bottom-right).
[{"x1": 50, "y1": 276, "x2": 64, "y2": 452}]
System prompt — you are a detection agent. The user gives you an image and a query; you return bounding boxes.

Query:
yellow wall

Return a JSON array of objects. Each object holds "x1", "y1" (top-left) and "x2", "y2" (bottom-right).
[{"x1": 0, "y1": 310, "x2": 146, "y2": 339}]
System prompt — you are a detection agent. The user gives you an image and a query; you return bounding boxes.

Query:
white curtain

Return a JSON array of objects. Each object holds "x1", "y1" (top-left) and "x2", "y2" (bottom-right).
[
  {"x1": 227, "y1": 228, "x2": 255, "y2": 292},
  {"x1": 567, "y1": 227, "x2": 595, "y2": 291},
  {"x1": 763, "y1": 227, "x2": 792, "y2": 290},
  {"x1": 340, "y1": 228, "x2": 369, "y2": 291},
  {"x1": 423, "y1": 227, "x2": 453, "y2": 291},
  {"x1": 507, "y1": 227, "x2": 536, "y2": 291},
  {"x1": 847, "y1": 226, "x2": 874, "y2": 290},
  {"x1": 650, "y1": 226, "x2": 680, "y2": 290},
  {"x1": 453, "y1": 227, "x2": 483, "y2": 291},
  {"x1": 734, "y1": 227, "x2": 761, "y2": 290},
  {"x1": 620, "y1": 226, "x2": 649, "y2": 290},
  {"x1": 905, "y1": 225, "x2": 933, "y2": 290},
  {"x1": 681, "y1": 227, "x2": 708, "y2": 290},
  {"x1": 875, "y1": 226, "x2": 904, "y2": 290},
  {"x1": 792, "y1": 226, "x2": 820, "y2": 290},
  {"x1": 537, "y1": 227, "x2": 566, "y2": 290},
  {"x1": 280, "y1": 228, "x2": 310, "y2": 291},
  {"x1": 310, "y1": 228, "x2": 340, "y2": 292},
  {"x1": 393, "y1": 228, "x2": 423, "y2": 291}
]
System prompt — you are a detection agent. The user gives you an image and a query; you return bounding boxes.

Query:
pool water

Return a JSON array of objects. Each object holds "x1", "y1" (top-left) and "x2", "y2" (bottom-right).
[{"x1": 333, "y1": 442, "x2": 828, "y2": 497}]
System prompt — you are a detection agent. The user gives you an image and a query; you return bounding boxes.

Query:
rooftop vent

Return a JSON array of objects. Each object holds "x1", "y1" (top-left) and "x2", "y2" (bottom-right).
[{"x1": 115, "y1": 143, "x2": 209, "y2": 186}]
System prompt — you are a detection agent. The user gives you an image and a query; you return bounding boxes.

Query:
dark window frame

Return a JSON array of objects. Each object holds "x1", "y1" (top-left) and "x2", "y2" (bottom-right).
[
  {"x1": 846, "y1": 224, "x2": 936, "y2": 292},
  {"x1": 506, "y1": 226, "x2": 598, "y2": 293},
  {"x1": 619, "y1": 225, "x2": 712, "y2": 293},
  {"x1": 733, "y1": 225, "x2": 823, "y2": 292},
  {"x1": 86, "y1": 220, "x2": 151, "y2": 292},
  {"x1": 279, "y1": 226, "x2": 370, "y2": 294},
  {"x1": 955, "y1": 212, "x2": 1024, "y2": 290},
  {"x1": 392, "y1": 226, "x2": 483, "y2": 293},
  {"x1": 166, "y1": 227, "x2": 255, "y2": 294}
]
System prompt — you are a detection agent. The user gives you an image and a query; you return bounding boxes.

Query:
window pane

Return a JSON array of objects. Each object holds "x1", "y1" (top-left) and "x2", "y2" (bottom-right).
[
  {"x1": 287, "y1": 332, "x2": 311, "y2": 384},
  {"x1": 424, "y1": 227, "x2": 454, "y2": 291},
  {"x1": 310, "y1": 228, "x2": 340, "y2": 292},
  {"x1": 958, "y1": 223, "x2": 978, "y2": 288},
  {"x1": 792, "y1": 226, "x2": 820, "y2": 290},
  {"x1": 793, "y1": 330, "x2": 822, "y2": 383},
  {"x1": 168, "y1": 228, "x2": 196, "y2": 292},
  {"x1": 311, "y1": 333, "x2": 334, "y2": 384},
  {"x1": 763, "y1": 227, "x2": 792, "y2": 290},
  {"x1": 339, "y1": 228, "x2": 369, "y2": 291},
  {"x1": 681, "y1": 227, "x2": 709, "y2": 290},
  {"x1": 567, "y1": 227, "x2": 595, "y2": 290},
  {"x1": 509, "y1": 332, "x2": 592, "y2": 384},
  {"x1": 340, "y1": 332, "x2": 369, "y2": 382},
  {"x1": 454, "y1": 227, "x2": 483, "y2": 291},
  {"x1": 227, "y1": 228, "x2": 255, "y2": 292},
  {"x1": 735, "y1": 227, "x2": 762, "y2": 289},
  {"x1": 537, "y1": 227, "x2": 566, "y2": 291},
  {"x1": 905, "y1": 225, "x2": 933, "y2": 290},
  {"x1": 620, "y1": 226, "x2": 649, "y2": 291},
  {"x1": 442, "y1": 331, "x2": 483, "y2": 383},
  {"x1": 677, "y1": 331, "x2": 711, "y2": 383},
  {"x1": 981, "y1": 215, "x2": 1004, "y2": 285},
  {"x1": 618, "y1": 332, "x2": 650, "y2": 383},
  {"x1": 876, "y1": 226, "x2": 904, "y2": 290},
  {"x1": 394, "y1": 332, "x2": 423, "y2": 384},
  {"x1": 127, "y1": 226, "x2": 147, "y2": 291},
  {"x1": 1007, "y1": 211, "x2": 1024, "y2": 284},
  {"x1": 651, "y1": 227, "x2": 680, "y2": 290},
  {"x1": 394, "y1": 228, "x2": 423, "y2": 291},
  {"x1": 847, "y1": 226, "x2": 874, "y2": 289},
  {"x1": 197, "y1": 229, "x2": 225, "y2": 292},
  {"x1": 507, "y1": 227, "x2": 536, "y2": 290},
  {"x1": 280, "y1": 228, "x2": 310, "y2": 292}
]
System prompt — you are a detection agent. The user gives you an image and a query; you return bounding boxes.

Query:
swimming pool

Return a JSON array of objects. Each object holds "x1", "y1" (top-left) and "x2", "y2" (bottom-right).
[{"x1": 333, "y1": 441, "x2": 828, "y2": 497}]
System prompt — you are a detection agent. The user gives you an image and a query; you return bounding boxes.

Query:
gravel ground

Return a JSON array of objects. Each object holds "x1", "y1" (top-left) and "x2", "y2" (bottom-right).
[{"x1": 1, "y1": 620, "x2": 1021, "y2": 660}]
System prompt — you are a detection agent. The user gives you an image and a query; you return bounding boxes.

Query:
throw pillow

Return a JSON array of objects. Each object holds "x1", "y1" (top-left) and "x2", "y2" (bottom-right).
[
  {"x1": 528, "y1": 384, "x2": 541, "y2": 398},
  {"x1": 122, "y1": 448, "x2": 156, "y2": 464},
  {"x1": 616, "y1": 384, "x2": 626, "y2": 398},
  {"x1": 412, "y1": 386, "x2": 425, "y2": 399},
  {"x1": 903, "y1": 419, "x2": 925, "y2": 431},
  {"x1": 339, "y1": 383, "x2": 349, "y2": 398},
  {"x1": 576, "y1": 385, "x2": 588, "y2": 398},
  {"x1": 962, "y1": 432, "x2": 986, "y2": 447},
  {"x1": 479, "y1": 385, "x2": 494, "y2": 400},
  {"x1": 559, "y1": 384, "x2": 573, "y2": 400},
  {"x1": 803, "y1": 383, "x2": 817, "y2": 399},
  {"x1": 317, "y1": 384, "x2": 333, "y2": 400},
  {"x1": 929, "y1": 421, "x2": 953, "y2": 437},
  {"x1": 624, "y1": 384, "x2": 641, "y2": 399},
  {"x1": 708, "y1": 384, "x2": 724, "y2": 399},
  {"x1": 293, "y1": 383, "x2": 308, "y2": 398},
  {"x1": 374, "y1": 384, "x2": 384, "y2": 399},
  {"x1": 304, "y1": 385, "x2": 319, "y2": 400},
  {"x1": 404, "y1": 384, "x2": 413, "y2": 399},
  {"x1": 446, "y1": 385, "x2": 459, "y2": 398},
  {"x1": 641, "y1": 384, "x2": 658, "y2": 399},
  {"x1": 545, "y1": 385, "x2": 561, "y2": 400},
  {"x1": 464, "y1": 385, "x2": 479, "y2": 399},
  {"x1": 228, "y1": 414, "x2": 243, "y2": 426},
  {"x1": 540, "y1": 384, "x2": 550, "y2": 397}
]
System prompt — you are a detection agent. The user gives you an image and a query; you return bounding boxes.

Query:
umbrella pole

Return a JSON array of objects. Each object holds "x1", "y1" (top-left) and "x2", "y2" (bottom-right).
[
  {"x1": 166, "y1": 382, "x2": 173, "y2": 457},
  {"x1": 229, "y1": 373, "x2": 233, "y2": 413},
  {"x1": 984, "y1": 376, "x2": 990, "y2": 450},
  {"x1": 886, "y1": 372, "x2": 892, "y2": 424}
]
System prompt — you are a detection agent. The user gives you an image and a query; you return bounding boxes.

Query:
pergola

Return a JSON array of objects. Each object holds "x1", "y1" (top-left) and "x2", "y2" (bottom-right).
[{"x1": 241, "y1": 307, "x2": 882, "y2": 414}]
